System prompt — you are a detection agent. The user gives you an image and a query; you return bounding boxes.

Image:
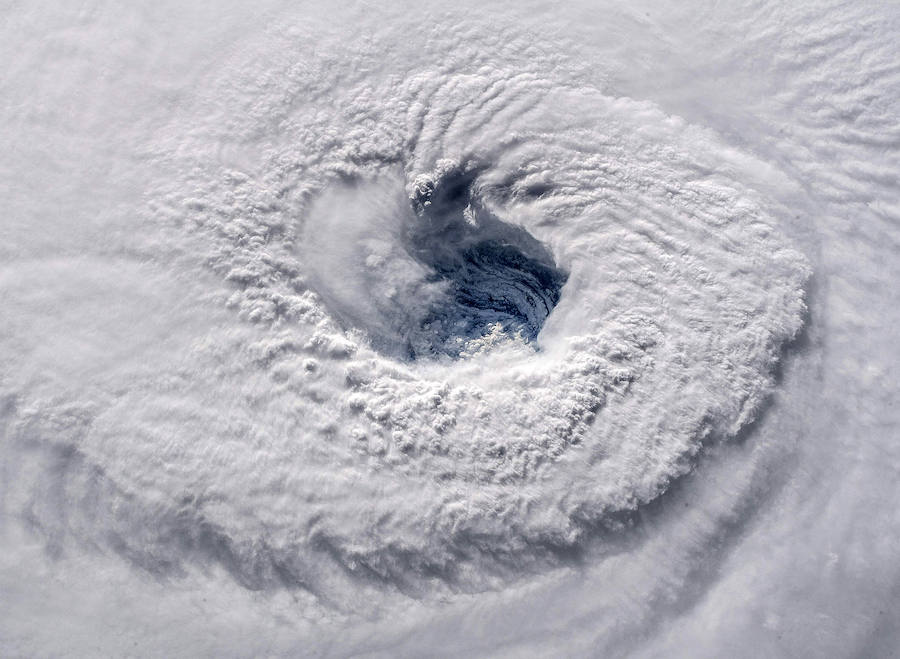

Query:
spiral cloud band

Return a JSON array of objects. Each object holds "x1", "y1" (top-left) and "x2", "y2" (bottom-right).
[{"x1": 2, "y1": 1, "x2": 898, "y2": 657}]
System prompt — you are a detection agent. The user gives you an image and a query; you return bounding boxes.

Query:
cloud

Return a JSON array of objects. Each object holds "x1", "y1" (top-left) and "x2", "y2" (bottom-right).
[{"x1": 1, "y1": 1, "x2": 897, "y2": 657}]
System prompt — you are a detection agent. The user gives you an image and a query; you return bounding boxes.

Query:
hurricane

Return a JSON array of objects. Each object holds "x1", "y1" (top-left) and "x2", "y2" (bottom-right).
[{"x1": 2, "y1": 2, "x2": 898, "y2": 657}]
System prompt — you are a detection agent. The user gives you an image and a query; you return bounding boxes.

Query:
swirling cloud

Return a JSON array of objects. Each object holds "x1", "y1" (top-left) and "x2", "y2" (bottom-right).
[{"x1": 1, "y1": 1, "x2": 897, "y2": 657}]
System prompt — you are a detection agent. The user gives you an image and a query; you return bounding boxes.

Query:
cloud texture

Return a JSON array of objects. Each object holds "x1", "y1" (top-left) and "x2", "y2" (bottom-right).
[{"x1": 1, "y1": 1, "x2": 898, "y2": 657}]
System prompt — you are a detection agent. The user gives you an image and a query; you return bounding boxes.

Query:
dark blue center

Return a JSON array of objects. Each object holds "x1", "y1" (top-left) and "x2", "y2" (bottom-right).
[{"x1": 405, "y1": 165, "x2": 567, "y2": 358}]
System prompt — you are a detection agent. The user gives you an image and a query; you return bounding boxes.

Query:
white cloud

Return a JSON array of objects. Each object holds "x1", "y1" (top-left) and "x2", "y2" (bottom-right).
[{"x1": 1, "y1": 1, "x2": 897, "y2": 657}]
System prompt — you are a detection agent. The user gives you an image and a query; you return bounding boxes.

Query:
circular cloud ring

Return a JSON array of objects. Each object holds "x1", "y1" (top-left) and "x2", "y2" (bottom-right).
[{"x1": 71, "y1": 22, "x2": 810, "y2": 600}]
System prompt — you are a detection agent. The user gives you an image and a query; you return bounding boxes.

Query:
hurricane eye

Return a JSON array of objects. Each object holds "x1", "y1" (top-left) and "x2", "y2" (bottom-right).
[
  {"x1": 300, "y1": 165, "x2": 568, "y2": 361},
  {"x1": 404, "y1": 167, "x2": 567, "y2": 357}
]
